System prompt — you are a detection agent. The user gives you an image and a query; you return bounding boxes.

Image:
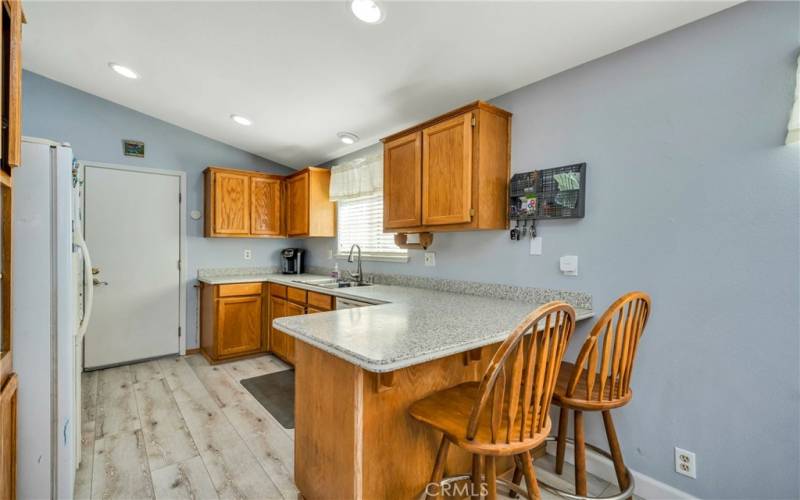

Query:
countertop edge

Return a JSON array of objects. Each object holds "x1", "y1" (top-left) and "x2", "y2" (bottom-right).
[{"x1": 272, "y1": 309, "x2": 595, "y2": 373}]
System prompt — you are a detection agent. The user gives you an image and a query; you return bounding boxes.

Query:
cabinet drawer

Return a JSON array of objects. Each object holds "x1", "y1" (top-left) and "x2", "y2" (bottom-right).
[
  {"x1": 307, "y1": 291, "x2": 333, "y2": 311},
  {"x1": 218, "y1": 283, "x2": 262, "y2": 297},
  {"x1": 287, "y1": 286, "x2": 307, "y2": 304},
  {"x1": 269, "y1": 283, "x2": 287, "y2": 298}
]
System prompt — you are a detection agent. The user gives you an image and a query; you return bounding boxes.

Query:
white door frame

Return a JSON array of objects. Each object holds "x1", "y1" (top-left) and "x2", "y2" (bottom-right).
[{"x1": 77, "y1": 160, "x2": 187, "y2": 356}]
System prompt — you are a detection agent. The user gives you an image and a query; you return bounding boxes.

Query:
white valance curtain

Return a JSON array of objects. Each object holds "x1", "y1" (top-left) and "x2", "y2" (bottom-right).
[
  {"x1": 787, "y1": 53, "x2": 800, "y2": 145},
  {"x1": 329, "y1": 152, "x2": 383, "y2": 202}
]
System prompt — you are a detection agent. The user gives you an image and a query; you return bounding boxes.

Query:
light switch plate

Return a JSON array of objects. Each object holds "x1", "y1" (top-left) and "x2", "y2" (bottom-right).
[
  {"x1": 530, "y1": 236, "x2": 543, "y2": 255},
  {"x1": 559, "y1": 255, "x2": 578, "y2": 276},
  {"x1": 424, "y1": 252, "x2": 436, "y2": 267}
]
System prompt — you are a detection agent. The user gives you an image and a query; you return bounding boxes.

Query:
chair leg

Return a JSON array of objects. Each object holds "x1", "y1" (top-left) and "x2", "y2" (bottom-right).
[
  {"x1": 555, "y1": 407, "x2": 568, "y2": 474},
  {"x1": 485, "y1": 456, "x2": 497, "y2": 500},
  {"x1": 602, "y1": 410, "x2": 631, "y2": 498},
  {"x1": 574, "y1": 410, "x2": 587, "y2": 497},
  {"x1": 508, "y1": 456, "x2": 523, "y2": 498},
  {"x1": 426, "y1": 435, "x2": 451, "y2": 500},
  {"x1": 520, "y1": 450, "x2": 542, "y2": 500},
  {"x1": 472, "y1": 454, "x2": 483, "y2": 499}
]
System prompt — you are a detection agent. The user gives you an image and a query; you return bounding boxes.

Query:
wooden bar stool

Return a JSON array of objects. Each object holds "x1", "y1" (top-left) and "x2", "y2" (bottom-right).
[
  {"x1": 511, "y1": 291, "x2": 651, "y2": 499},
  {"x1": 409, "y1": 301, "x2": 577, "y2": 500}
]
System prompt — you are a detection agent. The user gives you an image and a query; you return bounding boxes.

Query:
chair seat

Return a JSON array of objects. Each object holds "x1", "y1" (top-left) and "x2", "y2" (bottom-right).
[
  {"x1": 552, "y1": 361, "x2": 632, "y2": 411},
  {"x1": 409, "y1": 381, "x2": 550, "y2": 457}
]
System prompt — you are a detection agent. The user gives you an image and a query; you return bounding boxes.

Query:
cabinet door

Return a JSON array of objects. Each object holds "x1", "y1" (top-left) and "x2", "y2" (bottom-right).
[
  {"x1": 422, "y1": 113, "x2": 473, "y2": 225},
  {"x1": 0, "y1": 374, "x2": 16, "y2": 500},
  {"x1": 214, "y1": 171, "x2": 250, "y2": 235},
  {"x1": 269, "y1": 295, "x2": 287, "y2": 353},
  {"x1": 251, "y1": 176, "x2": 282, "y2": 236},
  {"x1": 286, "y1": 172, "x2": 309, "y2": 237},
  {"x1": 283, "y1": 301, "x2": 304, "y2": 363},
  {"x1": 383, "y1": 132, "x2": 422, "y2": 229},
  {"x1": 216, "y1": 296, "x2": 262, "y2": 358},
  {"x1": 2, "y1": 0, "x2": 21, "y2": 170}
]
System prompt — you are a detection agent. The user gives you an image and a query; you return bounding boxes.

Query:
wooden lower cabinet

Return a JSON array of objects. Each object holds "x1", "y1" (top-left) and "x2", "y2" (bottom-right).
[
  {"x1": 200, "y1": 283, "x2": 266, "y2": 363},
  {"x1": 202, "y1": 281, "x2": 336, "y2": 366},
  {"x1": 268, "y1": 285, "x2": 334, "y2": 366},
  {"x1": 0, "y1": 374, "x2": 17, "y2": 500}
]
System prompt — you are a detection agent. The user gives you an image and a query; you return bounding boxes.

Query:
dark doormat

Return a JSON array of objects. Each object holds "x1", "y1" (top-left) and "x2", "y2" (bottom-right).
[{"x1": 240, "y1": 369, "x2": 295, "y2": 429}]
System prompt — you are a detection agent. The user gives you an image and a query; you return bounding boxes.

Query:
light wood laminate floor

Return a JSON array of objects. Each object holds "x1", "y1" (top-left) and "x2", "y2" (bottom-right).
[{"x1": 75, "y1": 353, "x2": 620, "y2": 499}]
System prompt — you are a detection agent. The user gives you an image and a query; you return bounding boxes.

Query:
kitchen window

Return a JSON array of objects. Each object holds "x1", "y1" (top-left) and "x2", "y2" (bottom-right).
[{"x1": 336, "y1": 195, "x2": 408, "y2": 262}]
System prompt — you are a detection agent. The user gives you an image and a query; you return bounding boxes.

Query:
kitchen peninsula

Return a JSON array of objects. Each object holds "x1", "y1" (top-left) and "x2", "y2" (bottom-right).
[{"x1": 259, "y1": 272, "x2": 594, "y2": 499}]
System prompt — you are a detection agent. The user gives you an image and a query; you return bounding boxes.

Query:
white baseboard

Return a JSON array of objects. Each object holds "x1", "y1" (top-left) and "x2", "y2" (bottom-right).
[{"x1": 544, "y1": 441, "x2": 697, "y2": 500}]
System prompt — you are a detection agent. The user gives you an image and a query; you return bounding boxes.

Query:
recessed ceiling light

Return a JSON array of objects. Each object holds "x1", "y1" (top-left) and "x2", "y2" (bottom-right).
[
  {"x1": 231, "y1": 114, "x2": 253, "y2": 126},
  {"x1": 350, "y1": 0, "x2": 385, "y2": 24},
  {"x1": 337, "y1": 132, "x2": 359, "y2": 145},
  {"x1": 108, "y1": 63, "x2": 139, "y2": 79}
]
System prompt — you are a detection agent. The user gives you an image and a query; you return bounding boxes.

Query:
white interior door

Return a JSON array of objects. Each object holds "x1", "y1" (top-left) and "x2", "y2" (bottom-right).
[{"x1": 83, "y1": 166, "x2": 181, "y2": 369}]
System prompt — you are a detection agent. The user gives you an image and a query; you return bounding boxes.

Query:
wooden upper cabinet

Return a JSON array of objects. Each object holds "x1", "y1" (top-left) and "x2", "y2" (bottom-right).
[
  {"x1": 383, "y1": 132, "x2": 422, "y2": 229},
  {"x1": 251, "y1": 175, "x2": 282, "y2": 236},
  {"x1": 1, "y1": 0, "x2": 22, "y2": 171},
  {"x1": 286, "y1": 171, "x2": 309, "y2": 236},
  {"x1": 380, "y1": 101, "x2": 511, "y2": 233},
  {"x1": 214, "y1": 170, "x2": 250, "y2": 234},
  {"x1": 286, "y1": 167, "x2": 335, "y2": 238},
  {"x1": 204, "y1": 166, "x2": 284, "y2": 238},
  {"x1": 422, "y1": 113, "x2": 472, "y2": 226}
]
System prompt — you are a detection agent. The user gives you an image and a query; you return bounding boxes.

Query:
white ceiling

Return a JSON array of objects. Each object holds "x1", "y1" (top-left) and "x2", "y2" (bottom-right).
[{"x1": 23, "y1": 1, "x2": 737, "y2": 169}]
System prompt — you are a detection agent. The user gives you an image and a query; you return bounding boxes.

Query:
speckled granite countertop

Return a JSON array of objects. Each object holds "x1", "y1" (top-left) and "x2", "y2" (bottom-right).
[{"x1": 199, "y1": 271, "x2": 593, "y2": 373}]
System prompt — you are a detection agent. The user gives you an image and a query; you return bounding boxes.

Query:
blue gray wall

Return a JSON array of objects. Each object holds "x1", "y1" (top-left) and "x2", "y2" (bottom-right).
[
  {"x1": 303, "y1": 2, "x2": 800, "y2": 498},
  {"x1": 22, "y1": 70, "x2": 300, "y2": 348}
]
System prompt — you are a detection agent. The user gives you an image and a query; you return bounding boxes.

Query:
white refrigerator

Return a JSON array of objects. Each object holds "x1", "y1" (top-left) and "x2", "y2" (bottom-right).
[{"x1": 13, "y1": 137, "x2": 93, "y2": 499}]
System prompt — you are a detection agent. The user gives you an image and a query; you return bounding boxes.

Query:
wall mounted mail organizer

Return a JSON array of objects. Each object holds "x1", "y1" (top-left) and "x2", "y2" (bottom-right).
[{"x1": 508, "y1": 162, "x2": 586, "y2": 240}]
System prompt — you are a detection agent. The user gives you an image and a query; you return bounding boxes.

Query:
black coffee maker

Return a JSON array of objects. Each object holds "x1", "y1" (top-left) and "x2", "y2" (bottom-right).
[{"x1": 281, "y1": 248, "x2": 305, "y2": 274}]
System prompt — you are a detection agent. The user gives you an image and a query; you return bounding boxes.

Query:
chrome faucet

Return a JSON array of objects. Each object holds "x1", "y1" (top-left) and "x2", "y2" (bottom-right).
[{"x1": 347, "y1": 244, "x2": 363, "y2": 284}]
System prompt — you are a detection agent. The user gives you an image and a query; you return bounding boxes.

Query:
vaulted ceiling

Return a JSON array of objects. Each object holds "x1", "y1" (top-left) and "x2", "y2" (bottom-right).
[{"x1": 23, "y1": 1, "x2": 737, "y2": 168}]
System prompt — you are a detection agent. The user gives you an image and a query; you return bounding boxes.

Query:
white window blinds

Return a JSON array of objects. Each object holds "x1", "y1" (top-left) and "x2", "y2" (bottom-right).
[{"x1": 336, "y1": 195, "x2": 408, "y2": 262}]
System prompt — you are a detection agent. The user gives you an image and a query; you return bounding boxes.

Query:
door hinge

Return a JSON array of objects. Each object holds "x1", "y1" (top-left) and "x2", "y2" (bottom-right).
[
  {"x1": 177, "y1": 259, "x2": 181, "y2": 271},
  {"x1": 178, "y1": 327, "x2": 182, "y2": 338},
  {"x1": 469, "y1": 208, "x2": 475, "y2": 217},
  {"x1": 471, "y1": 115, "x2": 476, "y2": 127},
  {"x1": 179, "y1": 192, "x2": 182, "y2": 203}
]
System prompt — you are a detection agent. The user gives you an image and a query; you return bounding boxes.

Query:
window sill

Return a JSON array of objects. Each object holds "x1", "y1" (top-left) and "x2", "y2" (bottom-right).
[{"x1": 335, "y1": 252, "x2": 409, "y2": 263}]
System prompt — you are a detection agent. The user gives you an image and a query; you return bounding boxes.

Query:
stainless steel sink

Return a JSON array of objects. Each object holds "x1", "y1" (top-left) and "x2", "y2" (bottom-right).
[{"x1": 292, "y1": 278, "x2": 372, "y2": 289}]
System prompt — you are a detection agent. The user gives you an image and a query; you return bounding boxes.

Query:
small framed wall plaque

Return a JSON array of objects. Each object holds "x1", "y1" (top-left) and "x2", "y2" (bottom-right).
[{"x1": 123, "y1": 140, "x2": 145, "y2": 158}]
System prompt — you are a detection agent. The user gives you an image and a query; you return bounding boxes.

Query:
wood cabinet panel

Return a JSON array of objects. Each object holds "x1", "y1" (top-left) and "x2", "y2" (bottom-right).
[
  {"x1": 286, "y1": 171, "x2": 309, "y2": 237},
  {"x1": 216, "y1": 296, "x2": 262, "y2": 358},
  {"x1": 250, "y1": 175, "x2": 281, "y2": 236},
  {"x1": 383, "y1": 132, "x2": 422, "y2": 229},
  {"x1": 307, "y1": 291, "x2": 333, "y2": 311},
  {"x1": 269, "y1": 283, "x2": 287, "y2": 298},
  {"x1": 287, "y1": 286, "x2": 307, "y2": 305},
  {"x1": 422, "y1": 113, "x2": 473, "y2": 226},
  {"x1": 0, "y1": 374, "x2": 17, "y2": 500},
  {"x1": 218, "y1": 282, "x2": 262, "y2": 297},
  {"x1": 214, "y1": 171, "x2": 250, "y2": 235},
  {"x1": 3, "y1": 0, "x2": 21, "y2": 170},
  {"x1": 270, "y1": 296, "x2": 299, "y2": 364}
]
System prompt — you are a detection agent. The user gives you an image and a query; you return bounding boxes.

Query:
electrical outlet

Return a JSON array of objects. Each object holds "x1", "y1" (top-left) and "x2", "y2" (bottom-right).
[
  {"x1": 675, "y1": 447, "x2": 696, "y2": 479},
  {"x1": 243, "y1": 249, "x2": 252, "y2": 260},
  {"x1": 424, "y1": 252, "x2": 436, "y2": 267}
]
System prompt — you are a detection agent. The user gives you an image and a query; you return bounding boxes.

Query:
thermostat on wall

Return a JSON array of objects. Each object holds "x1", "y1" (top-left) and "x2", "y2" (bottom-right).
[{"x1": 560, "y1": 255, "x2": 578, "y2": 276}]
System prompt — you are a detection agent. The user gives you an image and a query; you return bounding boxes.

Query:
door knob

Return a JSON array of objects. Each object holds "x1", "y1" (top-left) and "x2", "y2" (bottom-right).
[{"x1": 92, "y1": 278, "x2": 108, "y2": 286}]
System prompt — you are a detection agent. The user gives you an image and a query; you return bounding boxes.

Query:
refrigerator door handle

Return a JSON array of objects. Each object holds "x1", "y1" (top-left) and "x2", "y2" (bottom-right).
[{"x1": 76, "y1": 224, "x2": 93, "y2": 339}]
